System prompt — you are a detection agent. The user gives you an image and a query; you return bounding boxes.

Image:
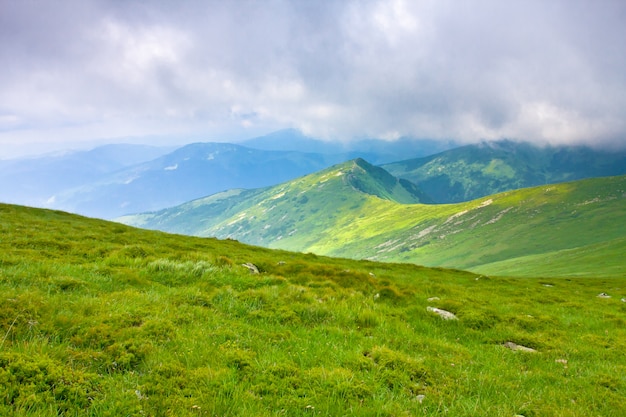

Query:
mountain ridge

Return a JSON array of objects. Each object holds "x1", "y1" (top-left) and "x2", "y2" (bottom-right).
[
  {"x1": 382, "y1": 140, "x2": 626, "y2": 203},
  {"x1": 119, "y1": 163, "x2": 626, "y2": 277},
  {"x1": 26, "y1": 142, "x2": 359, "y2": 219},
  {"x1": 118, "y1": 158, "x2": 432, "y2": 248}
]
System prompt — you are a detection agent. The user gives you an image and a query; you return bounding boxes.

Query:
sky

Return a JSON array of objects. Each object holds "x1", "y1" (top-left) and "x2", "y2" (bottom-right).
[{"x1": 1, "y1": 0, "x2": 625, "y2": 158}]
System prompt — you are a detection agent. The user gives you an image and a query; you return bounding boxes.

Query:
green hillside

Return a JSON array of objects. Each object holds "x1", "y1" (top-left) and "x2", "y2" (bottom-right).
[
  {"x1": 120, "y1": 161, "x2": 626, "y2": 278},
  {"x1": 2, "y1": 203, "x2": 625, "y2": 415},
  {"x1": 473, "y1": 236, "x2": 626, "y2": 278},
  {"x1": 329, "y1": 175, "x2": 626, "y2": 275},
  {"x1": 382, "y1": 140, "x2": 626, "y2": 203},
  {"x1": 118, "y1": 158, "x2": 431, "y2": 249}
]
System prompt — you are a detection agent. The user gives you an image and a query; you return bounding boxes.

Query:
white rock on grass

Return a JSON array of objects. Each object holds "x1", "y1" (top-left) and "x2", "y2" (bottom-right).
[
  {"x1": 427, "y1": 306, "x2": 458, "y2": 320},
  {"x1": 503, "y1": 341, "x2": 537, "y2": 353},
  {"x1": 597, "y1": 292, "x2": 611, "y2": 298},
  {"x1": 242, "y1": 262, "x2": 259, "y2": 274}
]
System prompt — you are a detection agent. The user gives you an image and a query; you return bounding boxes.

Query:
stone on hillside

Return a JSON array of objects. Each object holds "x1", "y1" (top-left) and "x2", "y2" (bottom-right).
[
  {"x1": 597, "y1": 292, "x2": 611, "y2": 298},
  {"x1": 427, "y1": 306, "x2": 458, "y2": 320},
  {"x1": 503, "y1": 341, "x2": 537, "y2": 353},
  {"x1": 427, "y1": 297, "x2": 440, "y2": 302},
  {"x1": 242, "y1": 262, "x2": 259, "y2": 274},
  {"x1": 622, "y1": 298, "x2": 626, "y2": 303}
]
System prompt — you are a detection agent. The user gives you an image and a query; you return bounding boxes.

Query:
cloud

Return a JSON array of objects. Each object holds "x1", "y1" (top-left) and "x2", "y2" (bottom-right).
[{"x1": 0, "y1": 0, "x2": 625, "y2": 156}]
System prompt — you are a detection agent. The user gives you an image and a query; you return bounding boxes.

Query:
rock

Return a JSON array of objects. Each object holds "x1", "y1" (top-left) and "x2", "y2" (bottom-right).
[
  {"x1": 242, "y1": 263, "x2": 259, "y2": 274},
  {"x1": 416, "y1": 394, "x2": 425, "y2": 403},
  {"x1": 277, "y1": 261, "x2": 286, "y2": 266},
  {"x1": 503, "y1": 341, "x2": 537, "y2": 353},
  {"x1": 621, "y1": 298, "x2": 626, "y2": 303},
  {"x1": 427, "y1": 297, "x2": 440, "y2": 302},
  {"x1": 427, "y1": 306, "x2": 458, "y2": 320},
  {"x1": 597, "y1": 292, "x2": 611, "y2": 298}
]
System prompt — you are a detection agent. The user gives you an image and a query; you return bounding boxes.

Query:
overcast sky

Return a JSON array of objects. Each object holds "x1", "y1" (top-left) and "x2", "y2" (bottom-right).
[{"x1": 1, "y1": 0, "x2": 625, "y2": 157}]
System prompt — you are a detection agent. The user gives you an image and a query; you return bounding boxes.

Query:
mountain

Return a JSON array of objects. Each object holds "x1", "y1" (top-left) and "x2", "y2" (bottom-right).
[
  {"x1": 3, "y1": 203, "x2": 624, "y2": 415},
  {"x1": 119, "y1": 163, "x2": 626, "y2": 278},
  {"x1": 9, "y1": 134, "x2": 447, "y2": 219},
  {"x1": 241, "y1": 129, "x2": 346, "y2": 154},
  {"x1": 6, "y1": 133, "x2": 625, "y2": 223},
  {"x1": 18, "y1": 143, "x2": 363, "y2": 219},
  {"x1": 0, "y1": 144, "x2": 171, "y2": 208},
  {"x1": 118, "y1": 158, "x2": 432, "y2": 239},
  {"x1": 382, "y1": 140, "x2": 626, "y2": 203},
  {"x1": 241, "y1": 128, "x2": 458, "y2": 164}
]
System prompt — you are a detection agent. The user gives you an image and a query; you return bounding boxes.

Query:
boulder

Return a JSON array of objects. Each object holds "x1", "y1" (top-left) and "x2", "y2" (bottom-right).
[
  {"x1": 242, "y1": 263, "x2": 259, "y2": 274},
  {"x1": 503, "y1": 341, "x2": 537, "y2": 353},
  {"x1": 427, "y1": 306, "x2": 458, "y2": 320}
]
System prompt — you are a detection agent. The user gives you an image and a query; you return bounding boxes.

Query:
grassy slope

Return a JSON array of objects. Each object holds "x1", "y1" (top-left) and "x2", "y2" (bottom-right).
[
  {"x1": 120, "y1": 163, "x2": 626, "y2": 277},
  {"x1": 1, "y1": 203, "x2": 625, "y2": 416},
  {"x1": 330, "y1": 175, "x2": 626, "y2": 275},
  {"x1": 473, "y1": 236, "x2": 626, "y2": 278}
]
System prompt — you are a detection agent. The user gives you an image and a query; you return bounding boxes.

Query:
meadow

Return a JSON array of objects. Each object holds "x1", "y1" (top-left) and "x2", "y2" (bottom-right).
[{"x1": 1, "y1": 203, "x2": 625, "y2": 416}]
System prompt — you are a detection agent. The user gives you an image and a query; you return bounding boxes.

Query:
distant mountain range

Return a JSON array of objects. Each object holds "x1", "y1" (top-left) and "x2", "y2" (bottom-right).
[
  {"x1": 383, "y1": 140, "x2": 626, "y2": 203},
  {"x1": 118, "y1": 159, "x2": 626, "y2": 277},
  {"x1": 0, "y1": 131, "x2": 456, "y2": 219},
  {"x1": 3, "y1": 130, "x2": 626, "y2": 221},
  {"x1": 39, "y1": 143, "x2": 360, "y2": 219},
  {"x1": 0, "y1": 144, "x2": 171, "y2": 210},
  {"x1": 241, "y1": 128, "x2": 458, "y2": 164}
]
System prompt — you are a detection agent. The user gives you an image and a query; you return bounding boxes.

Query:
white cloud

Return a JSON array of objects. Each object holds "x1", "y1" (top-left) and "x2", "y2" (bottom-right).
[{"x1": 0, "y1": 0, "x2": 625, "y2": 157}]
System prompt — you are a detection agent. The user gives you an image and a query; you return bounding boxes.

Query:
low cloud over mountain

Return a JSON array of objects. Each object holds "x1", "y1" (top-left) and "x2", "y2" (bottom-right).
[{"x1": 1, "y1": 1, "x2": 625, "y2": 157}]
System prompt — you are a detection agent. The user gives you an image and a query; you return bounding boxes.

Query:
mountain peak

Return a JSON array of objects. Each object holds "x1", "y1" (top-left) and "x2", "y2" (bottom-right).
[{"x1": 337, "y1": 158, "x2": 432, "y2": 204}]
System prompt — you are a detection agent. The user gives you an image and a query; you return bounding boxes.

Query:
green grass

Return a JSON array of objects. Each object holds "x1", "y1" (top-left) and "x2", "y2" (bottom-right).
[
  {"x1": 2, "y1": 203, "x2": 626, "y2": 415},
  {"x1": 473, "y1": 236, "x2": 626, "y2": 277}
]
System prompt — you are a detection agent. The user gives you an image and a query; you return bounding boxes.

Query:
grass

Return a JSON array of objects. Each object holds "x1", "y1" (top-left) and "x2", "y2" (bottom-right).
[
  {"x1": 2, "y1": 203, "x2": 626, "y2": 415},
  {"x1": 473, "y1": 236, "x2": 626, "y2": 277}
]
